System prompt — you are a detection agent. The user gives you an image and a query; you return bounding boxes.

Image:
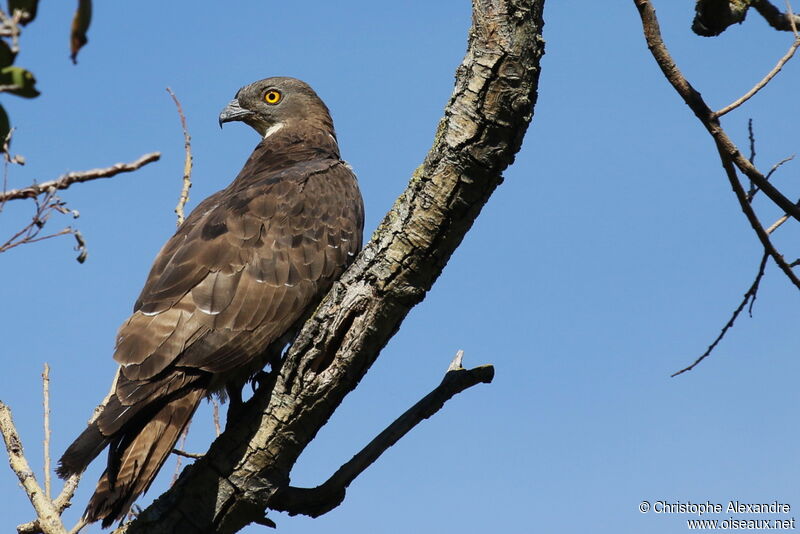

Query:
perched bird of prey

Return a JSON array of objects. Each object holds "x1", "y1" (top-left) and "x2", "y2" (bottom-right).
[{"x1": 57, "y1": 77, "x2": 364, "y2": 527}]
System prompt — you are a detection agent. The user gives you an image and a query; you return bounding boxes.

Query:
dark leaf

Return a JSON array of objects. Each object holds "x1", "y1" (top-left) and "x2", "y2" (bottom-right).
[
  {"x1": 0, "y1": 40, "x2": 16, "y2": 68},
  {"x1": 7, "y1": 0, "x2": 38, "y2": 25},
  {"x1": 70, "y1": 0, "x2": 92, "y2": 64},
  {"x1": 0, "y1": 66, "x2": 40, "y2": 98},
  {"x1": 0, "y1": 104, "x2": 9, "y2": 152}
]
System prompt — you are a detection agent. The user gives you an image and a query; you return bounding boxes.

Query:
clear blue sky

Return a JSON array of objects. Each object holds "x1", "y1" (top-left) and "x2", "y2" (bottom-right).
[{"x1": 2, "y1": 1, "x2": 799, "y2": 533}]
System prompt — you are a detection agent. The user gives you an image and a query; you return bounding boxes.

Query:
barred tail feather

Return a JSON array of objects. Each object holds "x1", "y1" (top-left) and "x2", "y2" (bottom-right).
[
  {"x1": 56, "y1": 422, "x2": 109, "y2": 478},
  {"x1": 85, "y1": 388, "x2": 204, "y2": 527}
]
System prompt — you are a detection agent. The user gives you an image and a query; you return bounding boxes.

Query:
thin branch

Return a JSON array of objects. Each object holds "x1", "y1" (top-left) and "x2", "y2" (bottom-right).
[
  {"x1": 270, "y1": 351, "x2": 494, "y2": 517},
  {"x1": 18, "y1": 371, "x2": 124, "y2": 534},
  {"x1": 753, "y1": 0, "x2": 800, "y2": 31},
  {"x1": 634, "y1": 0, "x2": 800, "y2": 225},
  {"x1": 1, "y1": 187, "x2": 74, "y2": 255},
  {"x1": 166, "y1": 88, "x2": 193, "y2": 226},
  {"x1": 0, "y1": 402, "x2": 68, "y2": 534},
  {"x1": 767, "y1": 212, "x2": 791, "y2": 233},
  {"x1": 2, "y1": 227, "x2": 72, "y2": 254},
  {"x1": 715, "y1": 34, "x2": 800, "y2": 117},
  {"x1": 672, "y1": 252, "x2": 769, "y2": 376},
  {"x1": 0, "y1": 152, "x2": 161, "y2": 203},
  {"x1": 747, "y1": 154, "x2": 794, "y2": 201},
  {"x1": 673, "y1": 167, "x2": 796, "y2": 377},
  {"x1": 212, "y1": 399, "x2": 221, "y2": 437},
  {"x1": 0, "y1": 8, "x2": 21, "y2": 50},
  {"x1": 42, "y1": 364, "x2": 51, "y2": 500},
  {"x1": 164, "y1": 89, "x2": 200, "y2": 487},
  {"x1": 171, "y1": 449, "x2": 204, "y2": 460},
  {"x1": 171, "y1": 425, "x2": 191, "y2": 486},
  {"x1": 719, "y1": 145, "x2": 800, "y2": 288},
  {"x1": 746, "y1": 119, "x2": 757, "y2": 200}
]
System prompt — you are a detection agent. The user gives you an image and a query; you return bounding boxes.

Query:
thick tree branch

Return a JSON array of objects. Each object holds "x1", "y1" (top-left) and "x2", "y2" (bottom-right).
[
  {"x1": 0, "y1": 152, "x2": 160, "y2": 202},
  {"x1": 0, "y1": 402, "x2": 67, "y2": 534},
  {"x1": 16, "y1": 475, "x2": 80, "y2": 534},
  {"x1": 270, "y1": 351, "x2": 494, "y2": 518},
  {"x1": 120, "y1": 1, "x2": 544, "y2": 533}
]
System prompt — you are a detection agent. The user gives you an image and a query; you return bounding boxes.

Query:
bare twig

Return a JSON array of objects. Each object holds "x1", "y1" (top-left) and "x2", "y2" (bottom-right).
[
  {"x1": 270, "y1": 351, "x2": 494, "y2": 518},
  {"x1": 746, "y1": 120, "x2": 757, "y2": 200},
  {"x1": 789, "y1": 0, "x2": 800, "y2": 35},
  {"x1": 672, "y1": 252, "x2": 769, "y2": 376},
  {"x1": 212, "y1": 398, "x2": 221, "y2": 437},
  {"x1": 18, "y1": 371, "x2": 124, "y2": 534},
  {"x1": 0, "y1": 152, "x2": 161, "y2": 203},
  {"x1": 0, "y1": 402, "x2": 68, "y2": 534},
  {"x1": 767, "y1": 212, "x2": 791, "y2": 233},
  {"x1": 42, "y1": 364, "x2": 51, "y2": 500},
  {"x1": 721, "y1": 146, "x2": 800, "y2": 287},
  {"x1": 0, "y1": 8, "x2": 22, "y2": 50},
  {"x1": 171, "y1": 449, "x2": 204, "y2": 460},
  {"x1": 67, "y1": 517, "x2": 88, "y2": 534},
  {"x1": 747, "y1": 154, "x2": 794, "y2": 201},
  {"x1": 715, "y1": 34, "x2": 800, "y2": 117},
  {"x1": 170, "y1": 426, "x2": 190, "y2": 486},
  {"x1": 1, "y1": 153, "x2": 159, "y2": 259},
  {"x1": 1, "y1": 189, "x2": 74, "y2": 254},
  {"x1": 166, "y1": 88, "x2": 192, "y2": 226}
]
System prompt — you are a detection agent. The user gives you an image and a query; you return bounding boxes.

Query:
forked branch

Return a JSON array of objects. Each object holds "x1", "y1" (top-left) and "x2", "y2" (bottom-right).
[
  {"x1": 270, "y1": 351, "x2": 494, "y2": 518},
  {"x1": 634, "y1": 0, "x2": 800, "y2": 225},
  {"x1": 0, "y1": 152, "x2": 160, "y2": 203},
  {"x1": 634, "y1": 0, "x2": 800, "y2": 292}
]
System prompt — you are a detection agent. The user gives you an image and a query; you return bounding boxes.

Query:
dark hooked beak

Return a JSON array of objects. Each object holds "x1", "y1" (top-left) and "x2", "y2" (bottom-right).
[{"x1": 218, "y1": 99, "x2": 253, "y2": 128}]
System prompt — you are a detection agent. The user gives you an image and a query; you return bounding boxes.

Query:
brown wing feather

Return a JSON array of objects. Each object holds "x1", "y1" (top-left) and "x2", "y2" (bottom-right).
[{"x1": 116, "y1": 160, "x2": 362, "y2": 382}]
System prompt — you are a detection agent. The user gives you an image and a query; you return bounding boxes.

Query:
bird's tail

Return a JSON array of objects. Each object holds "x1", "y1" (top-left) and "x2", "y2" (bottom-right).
[
  {"x1": 84, "y1": 387, "x2": 205, "y2": 527},
  {"x1": 56, "y1": 420, "x2": 110, "y2": 479}
]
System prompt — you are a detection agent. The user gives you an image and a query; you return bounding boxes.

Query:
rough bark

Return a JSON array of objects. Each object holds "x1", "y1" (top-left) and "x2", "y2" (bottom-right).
[{"x1": 121, "y1": 1, "x2": 545, "y2": 532}]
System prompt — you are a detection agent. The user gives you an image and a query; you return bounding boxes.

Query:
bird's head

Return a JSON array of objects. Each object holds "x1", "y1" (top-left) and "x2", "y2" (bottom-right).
[{"x1": 219, "y1": 76, "x2": 334, "y2": 138}]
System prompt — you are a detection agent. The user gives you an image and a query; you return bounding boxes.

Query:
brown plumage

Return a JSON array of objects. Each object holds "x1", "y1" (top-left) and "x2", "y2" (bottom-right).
[{"x1": 57, "y1": 77, "x2": 364, "y2": 527}]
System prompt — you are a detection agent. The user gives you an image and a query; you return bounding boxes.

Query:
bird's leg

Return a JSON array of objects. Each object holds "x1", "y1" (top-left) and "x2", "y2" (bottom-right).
[
  {"x1": 225, "y1": 381, "x2": 245, "y2": 424},
  {"x1": 250, "y1": 370, "x2": 272, "y2": 394},
  {"x1": 248, "y1": 343, "x2": 286, "y2": 394}
]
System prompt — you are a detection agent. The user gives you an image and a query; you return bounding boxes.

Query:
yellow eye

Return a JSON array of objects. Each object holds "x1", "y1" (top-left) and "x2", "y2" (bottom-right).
[{"x1": 264, "y1": 90, "x2": 282, "y2": 104}]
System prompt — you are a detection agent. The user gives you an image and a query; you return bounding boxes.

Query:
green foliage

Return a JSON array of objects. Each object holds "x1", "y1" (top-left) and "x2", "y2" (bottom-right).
[{"x1": 0, "y1": 66, "x2": 39, "y2": 97}]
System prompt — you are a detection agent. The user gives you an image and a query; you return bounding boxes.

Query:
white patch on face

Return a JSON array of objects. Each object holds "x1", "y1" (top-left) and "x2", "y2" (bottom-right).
[{"x1": 264, "y1": 122, "x2": 285, "y2": 139}]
